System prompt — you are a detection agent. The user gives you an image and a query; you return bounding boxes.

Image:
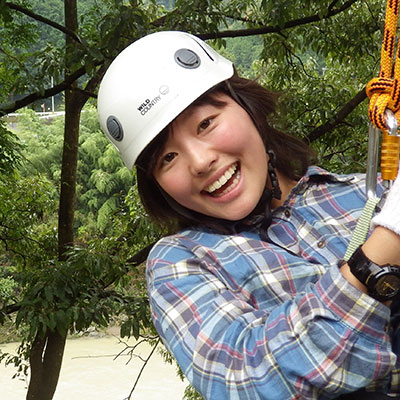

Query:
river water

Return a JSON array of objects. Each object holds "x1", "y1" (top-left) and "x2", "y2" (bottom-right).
[{"x1": 0, "y1": 334, "x2": 188, "y2": 400}]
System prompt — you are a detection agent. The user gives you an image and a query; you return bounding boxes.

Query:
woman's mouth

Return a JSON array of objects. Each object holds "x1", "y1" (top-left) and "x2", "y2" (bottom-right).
[{"x1": 203, "y1": 163, "x2": 241, "y2": 197}]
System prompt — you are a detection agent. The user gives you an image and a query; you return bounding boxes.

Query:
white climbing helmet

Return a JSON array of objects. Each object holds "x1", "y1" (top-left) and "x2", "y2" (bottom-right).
[{"x1": 97, "y1": 31, "x2": 234, "y2": 169}]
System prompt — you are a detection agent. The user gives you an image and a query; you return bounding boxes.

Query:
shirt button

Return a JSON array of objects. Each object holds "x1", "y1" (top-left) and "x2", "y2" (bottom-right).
[
  {"x1": 317, "y1": 240, "x2": 325, "y2": 248},
  {"x1": 284, "y1": 209, "x2": 291, "y2": 218}
]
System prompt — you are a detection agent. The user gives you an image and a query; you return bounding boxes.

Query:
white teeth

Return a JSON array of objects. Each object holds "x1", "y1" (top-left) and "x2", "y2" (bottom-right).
[
  {"x1": 205, "y1": 163, "x2": 239, "y2": 195},
  {"x1": 219, "y1": 174, "x2": 228, "y2": 186},
  {"x1": 214, "y1": 172, "x2": 240, "y2": 197}
]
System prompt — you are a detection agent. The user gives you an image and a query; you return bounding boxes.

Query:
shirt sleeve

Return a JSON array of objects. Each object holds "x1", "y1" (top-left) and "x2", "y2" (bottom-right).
[{"x1": 146, "y1": 235, "x2": 397, "y2": 400}]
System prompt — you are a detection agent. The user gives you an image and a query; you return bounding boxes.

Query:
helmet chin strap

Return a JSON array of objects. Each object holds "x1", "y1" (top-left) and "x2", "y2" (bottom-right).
[
  {"x1": 267, "y1": 149, "x2": 282, "y2": 201},
  {"x1": 261, "y1": 149, "x2": 282, "y2": 229}
]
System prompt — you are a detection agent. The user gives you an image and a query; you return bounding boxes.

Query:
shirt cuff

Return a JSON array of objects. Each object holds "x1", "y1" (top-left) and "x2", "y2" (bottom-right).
[{"x1": 314, "y1": 264, "x2": 391, "y2": 339}]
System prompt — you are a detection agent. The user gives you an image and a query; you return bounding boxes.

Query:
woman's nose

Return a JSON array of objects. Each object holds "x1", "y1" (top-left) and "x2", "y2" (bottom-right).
[{"x1": 187, "y1": 144, "x2": 216, "y2": 176}]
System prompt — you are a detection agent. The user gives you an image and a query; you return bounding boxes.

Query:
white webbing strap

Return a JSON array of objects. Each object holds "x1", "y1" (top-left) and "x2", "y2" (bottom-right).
[{"x1": 344, "y1": 197, "x2": 380, "y2": 261}]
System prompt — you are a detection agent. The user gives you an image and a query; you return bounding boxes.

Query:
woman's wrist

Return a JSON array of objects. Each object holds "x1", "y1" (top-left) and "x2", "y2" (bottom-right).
[
  {"x1": 340, "y1": 226, "x2": 400, "y2": 304},
  {"x1": 339, "y1": 262, "x2": 368, "y2": 294},
  {"x1": 362, "y1": 226, "x2": 400, "y2": 266}
]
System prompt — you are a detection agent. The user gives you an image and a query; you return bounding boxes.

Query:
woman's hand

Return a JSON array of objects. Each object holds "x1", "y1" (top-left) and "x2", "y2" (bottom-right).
[
  {"x1": 371, "y1": 166, "x2": 400, "y2": 237},
  {"x1": 340, "y1": 168, "x2": 400, "y2": 302}
]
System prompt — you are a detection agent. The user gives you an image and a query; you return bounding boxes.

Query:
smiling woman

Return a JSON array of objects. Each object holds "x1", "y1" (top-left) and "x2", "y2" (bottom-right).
[
  {"x1": 97, "y1": 31, "x2": 400, "y2": 400},
  {"x1": 133, "y1": 72, "x2": 311, "y2": 233}
]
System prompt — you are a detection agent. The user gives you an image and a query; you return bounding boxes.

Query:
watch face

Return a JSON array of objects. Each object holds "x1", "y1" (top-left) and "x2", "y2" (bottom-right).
[{"x1": 375, "y1": 274, "x2": 400, "y2": 297}]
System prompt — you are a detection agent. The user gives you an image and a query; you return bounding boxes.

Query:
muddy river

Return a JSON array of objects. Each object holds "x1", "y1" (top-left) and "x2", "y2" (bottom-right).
[{"x1": 0, "y1": 334, "x2": 188, "y2": 399}]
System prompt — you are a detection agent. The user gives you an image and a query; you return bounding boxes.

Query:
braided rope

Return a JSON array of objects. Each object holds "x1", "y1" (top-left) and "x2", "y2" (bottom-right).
[{"x1": 366, "y1": 0, "x2": 400, "y2": 181}]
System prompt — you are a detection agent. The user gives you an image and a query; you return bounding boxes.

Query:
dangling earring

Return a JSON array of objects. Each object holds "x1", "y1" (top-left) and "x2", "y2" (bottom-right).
[{"x1": 267, "y1": 149, "x2": 282, "y2": 200}]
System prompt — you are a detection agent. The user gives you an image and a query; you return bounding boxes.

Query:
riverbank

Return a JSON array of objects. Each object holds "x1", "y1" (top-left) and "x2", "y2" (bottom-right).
[{"x1": 0, "y1": 334, "x2": 188, "y2": 399}]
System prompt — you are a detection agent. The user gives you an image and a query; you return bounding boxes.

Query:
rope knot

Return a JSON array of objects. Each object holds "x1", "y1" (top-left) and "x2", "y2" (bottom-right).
[
  {"x1": 366, "y1": 76, "x2": 400, "y2": 130},
  {"x1": 366, "y1": 77, "x2": 393, "y2": 99}
]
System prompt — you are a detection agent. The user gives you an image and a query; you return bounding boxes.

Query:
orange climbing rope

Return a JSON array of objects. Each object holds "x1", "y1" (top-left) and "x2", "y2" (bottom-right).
[{"x1": 366, "y1": 0, "x2": 400, "y2": 182}]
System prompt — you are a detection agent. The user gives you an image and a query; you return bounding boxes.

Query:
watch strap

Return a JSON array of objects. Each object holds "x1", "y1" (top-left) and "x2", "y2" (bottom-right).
[
  {"x1": 347, "y1": 245, "x2": 400, "y2": 301},
  {"x1": 347, "y1": 246, "x2": 382, "y2": 286}
]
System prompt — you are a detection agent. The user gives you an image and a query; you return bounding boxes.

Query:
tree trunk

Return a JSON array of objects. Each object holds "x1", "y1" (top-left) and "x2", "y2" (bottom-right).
[
  {"x1": 26, "y1": 1, "x2": 87, "y2": 399},
  {"x1": 57, "y1": 87, "x2": 85, "y2": 257},
  {"x1": 26, "y1": 331, "x2": 67, "y2": 400},
  {"x1": 58, "y1": 0, "x2": 84, "y2": 258}
]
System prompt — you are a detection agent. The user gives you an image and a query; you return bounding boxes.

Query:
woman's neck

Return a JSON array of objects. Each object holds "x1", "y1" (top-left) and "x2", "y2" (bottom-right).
[{"x1": 270, "y1": 171, "x2": 298, "y2": 210}]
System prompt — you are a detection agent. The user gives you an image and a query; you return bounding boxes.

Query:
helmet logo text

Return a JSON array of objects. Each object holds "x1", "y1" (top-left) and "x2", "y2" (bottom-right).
[{"x1": 137, "y1": 96, "x2": 161, "y2": 116}]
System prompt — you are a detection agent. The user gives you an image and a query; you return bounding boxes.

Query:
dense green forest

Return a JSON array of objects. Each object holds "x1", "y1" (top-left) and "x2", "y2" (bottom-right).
[
  {"x1": 15, "y1": 107, "x2": 134, "y2": 234},
  {"x1": 0, "y1": 0, "x2": 392, "y2": 399}
]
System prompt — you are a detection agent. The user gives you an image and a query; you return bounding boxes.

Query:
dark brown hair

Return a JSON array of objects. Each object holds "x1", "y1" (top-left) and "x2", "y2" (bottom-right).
[{"x1": 136, "y1": 72, "x2": 315, "y2": 232}]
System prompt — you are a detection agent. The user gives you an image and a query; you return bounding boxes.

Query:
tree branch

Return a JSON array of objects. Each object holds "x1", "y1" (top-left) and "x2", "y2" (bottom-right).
[
  {"x1": 126, "y1": 242, "x2": 155, "y2": 267},
  {"x1": 0, "y1": 46, "x2": 25, "y2": 68},
  {"x1": 305, "y1": 87, "x2": 367, "y2": 143},
  {"x1": 198, "y1": 0, "x2": 359, "y2": 39},
  {"x1": 4, "y1": 2, "x2": 82, "y2": 43},
  {"x1": 82, "y1": 64, "x2": 107, "y2": 97},
  {"x1": 71, "y1": 87, "x2": 97, "y2": 99},
  {"x1": 0, "y1": 66, "x2": 89, "y2": 116},
  {"x1": 126, "y1": 339, "x2": 160, "y2": 400}
]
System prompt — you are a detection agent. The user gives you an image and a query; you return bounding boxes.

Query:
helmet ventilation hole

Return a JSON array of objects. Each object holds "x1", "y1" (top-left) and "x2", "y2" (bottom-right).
[
  {"x1": 174, "y1": 49, "x2": 201, "y2": 69},
  {"x1": 106, "y1": 116, "x2": 124, "y2": 141}
]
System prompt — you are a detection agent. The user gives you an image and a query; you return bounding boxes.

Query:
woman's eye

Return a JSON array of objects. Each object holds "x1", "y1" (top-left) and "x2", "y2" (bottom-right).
[
  {"x1": 198, "y1": 118, "x2": 212, "y2": 132},
  {"x1": 162, "y1": 152, "x2": 177, "y2": 164}
]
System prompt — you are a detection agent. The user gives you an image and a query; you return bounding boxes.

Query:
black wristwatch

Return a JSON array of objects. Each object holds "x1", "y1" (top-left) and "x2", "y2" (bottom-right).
[{"x1": 347, "y1": 245, "x2": 400, "y2": 302}]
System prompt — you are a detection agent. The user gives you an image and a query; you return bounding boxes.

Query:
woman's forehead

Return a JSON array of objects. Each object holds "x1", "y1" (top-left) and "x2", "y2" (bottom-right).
[{"x1": 175, "y1": 93, "x2": 232, "y2": 123}]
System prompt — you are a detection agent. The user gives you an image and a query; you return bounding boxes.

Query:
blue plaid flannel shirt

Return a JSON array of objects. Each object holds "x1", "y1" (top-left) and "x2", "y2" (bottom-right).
[{"x1": 146, "y1": 166, "x2": 400, "y2": 399}]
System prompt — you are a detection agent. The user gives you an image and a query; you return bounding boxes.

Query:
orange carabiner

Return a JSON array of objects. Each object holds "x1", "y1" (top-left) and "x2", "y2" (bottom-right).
[{"x1": 366, "y1": 0, "x2": 400, "y2": 186}]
